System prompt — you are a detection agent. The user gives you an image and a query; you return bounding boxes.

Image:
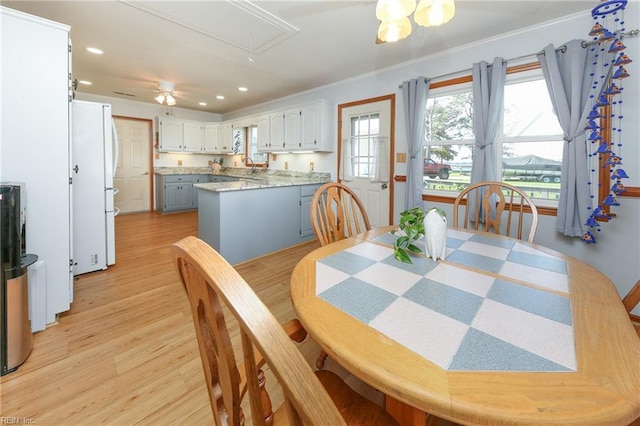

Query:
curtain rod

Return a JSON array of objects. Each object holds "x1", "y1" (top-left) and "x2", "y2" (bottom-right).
[{"x1": 398, "y1": 28, "x2": 639, "y2": 88}]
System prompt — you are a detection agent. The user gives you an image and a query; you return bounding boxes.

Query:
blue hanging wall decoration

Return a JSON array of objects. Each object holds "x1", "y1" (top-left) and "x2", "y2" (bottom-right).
[{"x1": 583, "y1": 0, "x2": 633, "y2": 244}]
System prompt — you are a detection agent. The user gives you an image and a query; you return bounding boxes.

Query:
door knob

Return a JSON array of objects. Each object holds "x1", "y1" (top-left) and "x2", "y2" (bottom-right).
[{"x1": 381, "y1": 183, "x2": 388, "y2": 189}]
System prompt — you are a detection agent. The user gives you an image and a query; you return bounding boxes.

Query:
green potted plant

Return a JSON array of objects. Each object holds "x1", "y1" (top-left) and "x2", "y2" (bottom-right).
[
  {"x1": 391, "y1": 207, "x2": 426, "y2": 264},
  {"x1": 392, "y1": 207, "x2": 447, "y2": 264}
]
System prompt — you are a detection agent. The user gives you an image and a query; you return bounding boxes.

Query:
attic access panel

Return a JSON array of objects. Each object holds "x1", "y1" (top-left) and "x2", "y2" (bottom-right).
[{"x1": 120, "y1": 0, "x2": 299, "y2": 54}]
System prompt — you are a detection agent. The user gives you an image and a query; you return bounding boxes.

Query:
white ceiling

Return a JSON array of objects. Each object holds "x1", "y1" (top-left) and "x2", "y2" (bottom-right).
[{"x1": 3, "y1": 1, "x2": 595, "y2": 115}]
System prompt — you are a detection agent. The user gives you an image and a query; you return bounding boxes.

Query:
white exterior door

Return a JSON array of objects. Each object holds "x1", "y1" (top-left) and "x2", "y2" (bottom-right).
[
  {"x1": 339, "y1": 96, "x2": 394, "y2": 227},
  {"x1": 113, "y1": 117, "x2": 152, "y2": 213}
]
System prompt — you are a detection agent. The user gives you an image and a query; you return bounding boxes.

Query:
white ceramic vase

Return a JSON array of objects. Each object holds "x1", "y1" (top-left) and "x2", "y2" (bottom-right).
[{"x1": 423, "y1": 208, "x2": 447, "y2": 261}]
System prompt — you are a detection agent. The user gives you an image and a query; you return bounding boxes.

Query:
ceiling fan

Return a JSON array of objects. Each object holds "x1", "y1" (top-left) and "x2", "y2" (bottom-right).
[{"x1": 155, "y1": 80, "x2": 178, "y2": 106}]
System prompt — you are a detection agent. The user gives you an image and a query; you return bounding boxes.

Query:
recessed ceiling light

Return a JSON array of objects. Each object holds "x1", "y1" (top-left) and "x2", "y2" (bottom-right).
[
  {"x1": 86, "y1": 47, "x2": 103, "y2": 55},
  {"x1": 238, "y1": 87, "x2": 248, "y2": 92},
  {"x1": 199, "y1": 102, "x2": 207, "y2": 106},
  {"x1": 216, "y1": 95, "x2": 225, "y2": 100},
  {"x1": 78, "y1": 80, "x2": 92, "y2": 85}
]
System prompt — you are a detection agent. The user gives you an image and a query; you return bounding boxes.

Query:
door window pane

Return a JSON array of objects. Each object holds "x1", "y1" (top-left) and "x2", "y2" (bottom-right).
[{"x1": 350, "y1": 114, "x2": 380, "y2": 178}]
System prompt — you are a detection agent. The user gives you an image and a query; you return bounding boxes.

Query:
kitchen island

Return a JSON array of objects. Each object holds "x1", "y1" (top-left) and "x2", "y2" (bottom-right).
[{"x1": 188, "y1": 168, "x2": 330, "y2": 264}]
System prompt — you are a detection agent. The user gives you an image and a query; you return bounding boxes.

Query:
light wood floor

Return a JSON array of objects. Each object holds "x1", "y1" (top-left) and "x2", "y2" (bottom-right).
[{"x1": 0, "y1": 211, "x2": 383, "y2": 424}]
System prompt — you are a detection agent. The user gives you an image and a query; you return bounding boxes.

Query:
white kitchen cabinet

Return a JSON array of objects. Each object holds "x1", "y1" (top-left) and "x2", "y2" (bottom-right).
[
  {"x1": 219, "y1": 121, "x2": 234, "y2": 153},
  {"x1": 259, "y1": 100, "x2": 334, "y2": 153},
  {"x1": 1, "y1": 6, "x2": 73, "y2": 322},
  {"x1": 269, "y1": 109, "x2": 300, "y2": 151},
  {"x1": 182, "y1": 120, "x2": 204, "y2": 153},
  {"x1": 158, "y1": 118, "x2": 247, "y2": 155},
  {"x1": 203, "y1": 123, "x2": 220, "y2": 154},
  {"x1": 158, "y1": 117, "x2": 183, "y2": 152},
  {"x1": 256, "y1": 115, "x2": 270, "y2": 151},
  {"x1": 159, "y1": 118, "x2": 205, "y2": 153},
  {"x1": 284, "y1": 108, "x2": 301, "y2": 150},
  {"x1": 299, "y1": 101, "x2": 333, "y2": 152},
  {"x1": 269, "y1": 113, "x2": 285, "y2": 151}
]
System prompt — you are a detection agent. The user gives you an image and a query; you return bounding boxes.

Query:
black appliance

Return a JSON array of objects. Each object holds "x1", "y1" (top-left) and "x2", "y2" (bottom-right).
[{"x1": 1, "y1": 183, "x2": 37, "y2": 375}]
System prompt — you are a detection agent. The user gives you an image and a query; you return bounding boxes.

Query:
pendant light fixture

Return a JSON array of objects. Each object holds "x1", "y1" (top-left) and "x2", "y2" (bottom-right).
[
  {"x1": 377, "y1": 0, "x2": 415, "y2": 42},
  {"x1": 376, "y1": 0, "x2": 416, "y2": 21},
  {"x1": 414, "y1": 0, "x2": 456, "y2": 27},
  {"x1": 155, "y1": 93, "x2": 176, "y2": 106},
  {"x1": 378, "y1": 16, "x2": 413, "y2": 42},
  {"x1": 376, "y1": 0, "x2": 456, "y2": 43}
]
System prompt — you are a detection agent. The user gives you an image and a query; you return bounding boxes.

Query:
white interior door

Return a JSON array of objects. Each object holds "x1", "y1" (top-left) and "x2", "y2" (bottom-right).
[
  {"x1": 339, "y1": 96, "x2": 394, "y2": 227},
  {"x1": 114, "y1": 117, "x2": 152, "y2": 213}
]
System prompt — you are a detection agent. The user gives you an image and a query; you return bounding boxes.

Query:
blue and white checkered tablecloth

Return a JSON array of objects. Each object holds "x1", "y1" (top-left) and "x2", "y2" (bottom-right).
[{"x1": 316, "y1": 229, "x2": 575, "y2": 372}]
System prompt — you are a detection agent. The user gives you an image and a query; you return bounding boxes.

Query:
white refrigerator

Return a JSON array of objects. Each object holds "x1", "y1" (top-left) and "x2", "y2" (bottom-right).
[{"x1": 72, "y1": 100, "x2": 119, "y2": 275}]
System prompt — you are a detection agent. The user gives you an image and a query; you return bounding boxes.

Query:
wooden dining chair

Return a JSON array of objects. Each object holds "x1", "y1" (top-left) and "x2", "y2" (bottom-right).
[
  {"x1": 310, "y1": 182, "x2": 371, "y2": 368},
  {"x1": 311, "y1": 182, "x2": 372, "y2": 247},
  {"x1": 452, "y1": 181, "x2": 539, "y2": 243},
  {"x1": 622, "y1": 279, "x2": 640, "y2": 337},
  {"x1": 171, "y1": 236, "x2": 398, "y2": 426}
]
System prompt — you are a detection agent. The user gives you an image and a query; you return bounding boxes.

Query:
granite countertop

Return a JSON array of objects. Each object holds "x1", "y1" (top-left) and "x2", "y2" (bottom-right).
[
  {"x1": 154, "y1": 167, "x2": 216, "y2": 175},
  {"x1": 154, "y1": 167, "x2": 331, "y2": 192}
]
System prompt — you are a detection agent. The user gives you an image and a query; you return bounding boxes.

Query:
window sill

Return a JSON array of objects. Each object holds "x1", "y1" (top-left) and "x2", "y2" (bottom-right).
[{"x1": 423, "y1": 193, "x2": 557, "y2": 217}]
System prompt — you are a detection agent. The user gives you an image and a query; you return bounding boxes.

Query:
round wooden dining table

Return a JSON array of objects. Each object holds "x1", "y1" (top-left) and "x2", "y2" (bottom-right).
[{"x1": 290, "y1": 226, "x2": 640, "y2": 425}]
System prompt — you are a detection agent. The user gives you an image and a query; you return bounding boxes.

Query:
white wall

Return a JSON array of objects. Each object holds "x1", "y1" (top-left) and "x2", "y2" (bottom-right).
[{"x1": 78, "y1": 5, "x2": 640, "y2": 303}]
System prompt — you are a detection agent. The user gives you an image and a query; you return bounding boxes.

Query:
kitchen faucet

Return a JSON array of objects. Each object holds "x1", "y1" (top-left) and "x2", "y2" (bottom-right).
[{"x1": 243, "y1": 156, "x2": 257, "y2": 174}]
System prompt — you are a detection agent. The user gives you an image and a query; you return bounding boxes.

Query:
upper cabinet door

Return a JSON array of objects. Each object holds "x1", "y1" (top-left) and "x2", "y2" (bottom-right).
[
  {"x1": 300, "y1": 101, "x2": 333, "y2": 152},
  {"x1": 269, "y1": 113, "x2": 285, "y2": 151},
  {"x1": 219, "y1": 121, "x2": 234, "y2": 153},
  {"x1": 158, "y1": 117, "x2": 183, "y2": 152},
  {"x1": 182, "y1": 121, "x2": 204, "y2": 152},
  {"x1": 283, "y1": 109, "x2": 301, "y2": 150},
  {"x1": 300, "y1": 105, "x2": 319, "y2": 150},
  {"x1": 203, "y1": 123, "x2": 220, "y2": 154},
  {"x1": 256, "y1": 115, "x2": 270, "y2": 151}
]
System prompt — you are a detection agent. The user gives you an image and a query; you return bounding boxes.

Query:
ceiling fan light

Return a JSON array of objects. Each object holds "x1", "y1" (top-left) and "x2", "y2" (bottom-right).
[
  {"x1": 376, "y1": 0, "x2": 416, "y2": 21},
  {"x1": 414, "y1": 0, "x2": 455, "y2": 27},
  {"x1": 378, "y1": 16, "x2": 412, "y2": 43},
  {"x1": 157, "y1": 80, "x2": 175, "y2": 92},
  {"x1": 155, "y1": 94, "x2": 165, "y2": 104},
  {"x1": 165, "y1": 94, "x2": 176, "y2": 106}
]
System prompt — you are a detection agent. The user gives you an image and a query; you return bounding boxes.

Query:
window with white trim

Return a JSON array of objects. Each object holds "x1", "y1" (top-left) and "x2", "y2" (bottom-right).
[{"x1": 423, "y1": 67, "x2": 564, "y2": 204}]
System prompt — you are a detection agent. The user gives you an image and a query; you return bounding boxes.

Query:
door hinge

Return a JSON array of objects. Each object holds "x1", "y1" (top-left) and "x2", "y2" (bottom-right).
[{"x1": 69, "y1": 177, "x2": 73, "y2": 184}]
